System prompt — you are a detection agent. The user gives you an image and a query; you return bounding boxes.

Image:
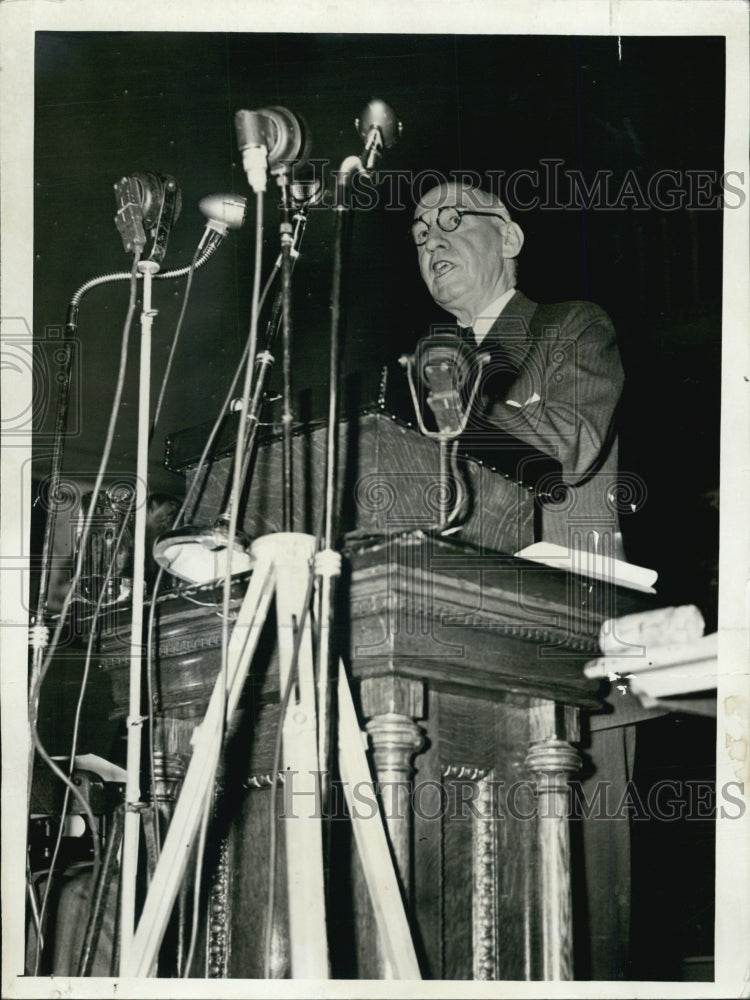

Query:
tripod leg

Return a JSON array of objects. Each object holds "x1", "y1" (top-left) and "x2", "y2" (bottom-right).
[
  {"x1": 255, "y1": 532, "x2": 329, "y2": 980},
  {"x1": 337, "y1": 662, "x2": 421, "y2": 980},
  {"x1": 121, "y1": 547, "x2": 277, "y2": 977}
]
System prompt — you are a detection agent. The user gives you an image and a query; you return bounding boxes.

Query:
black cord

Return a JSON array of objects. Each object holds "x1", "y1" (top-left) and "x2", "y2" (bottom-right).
[
  {"x1": 150, "y1": 239, "x2": 202, "y2": 437},
  {"x1": 29, "y1": 249, "x2": 142, "y2": 972},
  {"x1": 34, "y1": 489, "x2": 135, "y2": 976}
]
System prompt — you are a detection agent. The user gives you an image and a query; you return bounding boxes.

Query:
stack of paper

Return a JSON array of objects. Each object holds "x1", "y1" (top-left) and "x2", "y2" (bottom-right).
[{"x1": 515, "y1": 541, "x2": 658, "y2": 594}]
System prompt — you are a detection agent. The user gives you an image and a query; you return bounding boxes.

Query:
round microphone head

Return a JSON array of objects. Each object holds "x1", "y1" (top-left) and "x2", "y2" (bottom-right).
[
  {"x1": 356, "y1": 99, "x2": 401, "y2": 148},
  {"x1": 263, "y1": 105, "x2": 312, "y2": 169},
  {"x1": 132, "y1": 171, "x2": 182, "y2": 227},
  {"x1": 199, "y1": 193, "x2": 247, "y2": 230},
  {"x1": 413, "y1": 333, "x2": 475, "y2": 393}
]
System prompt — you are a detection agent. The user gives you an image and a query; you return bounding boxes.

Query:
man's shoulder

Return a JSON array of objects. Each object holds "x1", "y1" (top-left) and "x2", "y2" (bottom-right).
[
  {"x1": 532, "y1": 296, "x2": 612, "y2": 326},
  {"x1": 491, "y1": 290, "x2": 616, "y2": 348},
  {"x1": 526, "y1": 296, "x2": 616, "y2": 341}
]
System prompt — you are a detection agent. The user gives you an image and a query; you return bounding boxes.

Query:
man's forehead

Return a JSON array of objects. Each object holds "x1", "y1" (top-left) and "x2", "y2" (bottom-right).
[{"x1": 414, "y1": 183, "x2": 503, "y2": 218}]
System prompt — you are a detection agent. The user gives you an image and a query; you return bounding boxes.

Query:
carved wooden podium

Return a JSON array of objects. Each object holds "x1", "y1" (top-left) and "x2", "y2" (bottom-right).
[{"x1": 100, "y1": 412, "x2": 653, "y2": 980}]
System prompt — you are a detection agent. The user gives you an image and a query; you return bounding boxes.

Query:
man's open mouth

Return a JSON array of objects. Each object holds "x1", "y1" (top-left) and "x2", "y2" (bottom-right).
[{"x1": 432, "y1": 260, "x2": 454, "y2": 277}]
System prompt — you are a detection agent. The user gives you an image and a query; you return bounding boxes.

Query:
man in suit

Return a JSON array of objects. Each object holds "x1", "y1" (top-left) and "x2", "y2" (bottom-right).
[
  {"x1": 413, "y1": 180, "x2": 647, "y2": 979},
  {"x1": 412, "y1": 180, "x2": 625, "y2": 556}
]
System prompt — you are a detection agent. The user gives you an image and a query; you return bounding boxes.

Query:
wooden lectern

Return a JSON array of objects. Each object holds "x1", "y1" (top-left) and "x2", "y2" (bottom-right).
[{"x1": 100, "y1": 411, "x2": 652, "y2": 980}]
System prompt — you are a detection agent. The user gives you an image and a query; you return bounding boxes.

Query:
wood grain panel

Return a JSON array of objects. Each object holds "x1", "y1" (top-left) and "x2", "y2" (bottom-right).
[
  {"x1": 440, "y1": 775, "x2": 475, "y2": 979},
  {"x1": 225, "y1": 785, "x2": 290, "y2": 979},
  {"x1": 410, "y1": 693, "x2": 443, "y2": 979}
]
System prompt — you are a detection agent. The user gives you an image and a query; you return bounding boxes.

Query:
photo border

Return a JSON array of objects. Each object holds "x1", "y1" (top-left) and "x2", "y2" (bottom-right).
[{"x1": 2, "y1": 3, "x2": 748, "y2": 998}]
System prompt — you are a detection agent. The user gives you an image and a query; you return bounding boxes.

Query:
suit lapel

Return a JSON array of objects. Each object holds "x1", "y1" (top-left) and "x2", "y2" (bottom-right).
[
  {"x1": 468, "y1": 291, "x2": 538, "y2": 405},
  {"x1": 481, "y1": 290, "x2": 538, "y2": 372}
]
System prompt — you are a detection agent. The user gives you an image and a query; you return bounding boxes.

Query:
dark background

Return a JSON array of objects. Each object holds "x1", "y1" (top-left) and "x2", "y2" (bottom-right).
[{"x1": 32, "y1": 31, "x2": 722, "y2": 978}]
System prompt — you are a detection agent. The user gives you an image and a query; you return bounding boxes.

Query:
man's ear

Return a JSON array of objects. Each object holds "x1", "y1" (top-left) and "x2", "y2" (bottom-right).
[{"x1": 501, "y1": 221, "x2": 524, "y2": 258}]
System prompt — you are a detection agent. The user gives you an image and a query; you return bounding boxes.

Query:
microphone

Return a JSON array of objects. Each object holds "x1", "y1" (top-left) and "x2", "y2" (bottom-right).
[
  {"x1": 355, "y1": 99, "x2": 402, "y2": 173},
  {"x1": 234, "y1": 106, "x2": 311, "y2": 193},
  {"x1": 113, "y1": 171, "x2": 181, "y2": 263},
  {"x1": 399, "y1": 334, "x2": 489, "y2": 532},
  {"x1": 198, "y1": 193, "x2": 247, "y2": 237},
  {"x1": 133, "y1": 172, "x2": 182, "y2": 230},
  {"x1": 412, "y1": 333, "x2": 477, "y2": 435}
]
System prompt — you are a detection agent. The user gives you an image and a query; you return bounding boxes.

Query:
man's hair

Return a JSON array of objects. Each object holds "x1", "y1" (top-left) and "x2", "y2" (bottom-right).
[{"x1": 416, "y1": 181, "x2": 511, "y2": 220}]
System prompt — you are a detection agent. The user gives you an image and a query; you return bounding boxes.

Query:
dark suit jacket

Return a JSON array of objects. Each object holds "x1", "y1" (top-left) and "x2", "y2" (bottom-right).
[{"x1": 465, "y1": 289, "x2": 624, "y2": 550}]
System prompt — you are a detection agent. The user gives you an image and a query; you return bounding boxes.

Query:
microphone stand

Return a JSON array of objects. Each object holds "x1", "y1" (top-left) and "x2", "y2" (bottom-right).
[
  {"x1": 207, "y1": 204, "x2": 312, "y2": 535},
  {"x1": 316, "y1": 106, "x2": 400, "y2": 784},
  {"x1": 119, "y1": 257, "x2": 160, "y2": 968},
  {"x1": 316, "y1": 165, "x2": 355, "y2": 776},
  {"x1": 399, "y1": 341, "x2": 490, "y2": 530},
  {"x1": 278, "y1": 171, "x2": 296, "y2": 532},
  {"x1": 118, "y1": 173, "x2": 180, "y2": 969}
]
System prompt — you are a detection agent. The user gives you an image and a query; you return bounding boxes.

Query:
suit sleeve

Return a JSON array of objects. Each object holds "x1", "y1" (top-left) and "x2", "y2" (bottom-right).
[{"x1": 481, "y1": 303, "x2": 623, "y2": 483}]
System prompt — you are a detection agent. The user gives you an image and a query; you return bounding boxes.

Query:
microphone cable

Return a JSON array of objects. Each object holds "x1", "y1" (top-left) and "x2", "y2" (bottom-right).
[
  {"x1": 27, "y1": 194, "x2": 241, "y2": 975},
  {"x1": 183, "y1": 188, "x2": 266, "y2": 978},
  {"x1": 28, "y1": 248, "x2": 142, "y2": 972},
  {"x1": 28, "y1": 213, "x2": 232, "y2": 827},
  {"x1": 66, "y1": 239, "x2": 222, "y2": 320},
  {"x1": 35, "y1": 489, "x2": 136, "y2": 977},
  {"x1": 150, "y1": 238, "x2": 203, "y2": 437}
]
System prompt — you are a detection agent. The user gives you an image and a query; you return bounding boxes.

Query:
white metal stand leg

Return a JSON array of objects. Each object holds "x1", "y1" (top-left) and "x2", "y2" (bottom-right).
[
  {"x1": 255, "y1": 533, "x2": 329, "y2": 979},
  {"x1": 120, "y1": 260, "x2": 159, "y2": 967},
  {"x1": 121, "y1": 544, "x2": 277, "y2": 977},
  {"x1": 337, "y1": 661, "x2": 421, "y2": 980},
  {"x1": 121, "y1": 533, "x2": 330, "y2": 979}
]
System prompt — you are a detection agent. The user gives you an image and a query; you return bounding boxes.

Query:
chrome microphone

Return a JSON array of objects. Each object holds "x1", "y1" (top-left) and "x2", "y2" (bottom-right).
[
  {"x1": 399, "y1": 334, "x2": 488, "y2": 532},
  {"x1": 234, "y1": 106, "x2": 311, "y2": 193},
  {"x1": 198, "y1": 193, "x2": 247, "y2": 237}
]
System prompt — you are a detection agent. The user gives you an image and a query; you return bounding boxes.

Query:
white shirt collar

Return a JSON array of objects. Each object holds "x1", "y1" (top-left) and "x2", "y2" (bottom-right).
[{"x1": 463, "y1": 287, "x2": 517, "y2": 345}]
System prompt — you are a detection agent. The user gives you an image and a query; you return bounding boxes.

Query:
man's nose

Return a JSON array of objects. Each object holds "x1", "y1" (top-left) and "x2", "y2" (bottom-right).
[{"x1": 424, "y1": 228, "x2": 449, "y2": 252}]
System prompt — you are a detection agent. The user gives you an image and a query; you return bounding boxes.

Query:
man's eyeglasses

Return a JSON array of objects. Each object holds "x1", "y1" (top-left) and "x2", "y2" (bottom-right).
[{"x1": 410, "y1": 207, "x2": 507, "y2": 247}]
